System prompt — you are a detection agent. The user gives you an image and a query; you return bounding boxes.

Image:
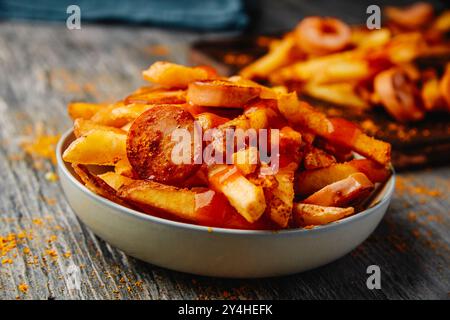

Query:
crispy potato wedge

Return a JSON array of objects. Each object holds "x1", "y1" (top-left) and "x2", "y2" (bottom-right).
[
  {"x1": 142, "y1": 61, "x2": 211, "y2": 88},
  {"x1": 187, "y1": 80, "x2": 261, "y2": 108},
  {"x1": 240, "y1": 35, "x2": 296, "y2": 79},
  {"x1": 68, "y1": 102, "x2": 107, "y2": 120},
  {"x1": 208, "y1": 165, "x2": 266, "y2": 223},
  {"x1": 294, "y1": 203, "x2": 354, "y2": 227},
  {"x1": 73, "y1": 118, "x2": 126, "y2": 138},
  {"x1": 91, "y1": 103, "x2": 156, "y2": 127},
  {"x1": 296, "y1": 159, "x2": 390, "y2": 197},
  {"x1": 302, "y1": 172, "x2": 374, "y2": 207},
  {"x1": 63, "y1": 128, "x2": 126, "y2": 165},
  {"x1": 277, "y1": 93, "x2": 391, "y2": 165}
]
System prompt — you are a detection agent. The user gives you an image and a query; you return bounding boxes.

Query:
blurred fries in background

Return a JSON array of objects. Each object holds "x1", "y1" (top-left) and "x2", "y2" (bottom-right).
[{"x1": 240, "y1": 2, "x2": 450, "y2": 123}]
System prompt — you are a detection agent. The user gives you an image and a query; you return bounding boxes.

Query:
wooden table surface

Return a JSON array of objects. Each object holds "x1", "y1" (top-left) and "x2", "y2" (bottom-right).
[{"x1": 0, "y1": 17, "x2": 449, "y2": 300}]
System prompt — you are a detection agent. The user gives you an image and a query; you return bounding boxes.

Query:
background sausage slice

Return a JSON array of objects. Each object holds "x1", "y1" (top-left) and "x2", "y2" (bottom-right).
[{"x1": 126, "y1": 105, "x2": 200, "y2": 185}]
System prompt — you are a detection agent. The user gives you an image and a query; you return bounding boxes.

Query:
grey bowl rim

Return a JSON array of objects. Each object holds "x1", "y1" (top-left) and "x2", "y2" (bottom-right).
[{"x1": 57, "y1": 128, "x2": 395, "y2": 237}]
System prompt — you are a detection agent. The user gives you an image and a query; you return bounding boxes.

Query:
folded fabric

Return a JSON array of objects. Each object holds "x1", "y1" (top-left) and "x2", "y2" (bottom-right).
[{"x1": 0, "y1": 0, "x2": 248, "y2": 30}]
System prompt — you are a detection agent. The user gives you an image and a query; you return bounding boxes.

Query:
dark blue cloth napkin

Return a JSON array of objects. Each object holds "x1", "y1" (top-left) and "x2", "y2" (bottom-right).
[{"x1": 0, "y1": 0, "x2": 248, "y2": 30}]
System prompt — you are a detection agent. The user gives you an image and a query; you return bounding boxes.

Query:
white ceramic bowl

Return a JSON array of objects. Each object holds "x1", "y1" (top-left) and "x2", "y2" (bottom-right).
[{"x1": 57, "y1": 129, "x2": 395, "y2": 278}]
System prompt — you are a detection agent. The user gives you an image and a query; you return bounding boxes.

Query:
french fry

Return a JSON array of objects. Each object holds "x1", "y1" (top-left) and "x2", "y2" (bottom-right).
[
  {"x1": 119, "y1": 180, "x2": 199, "y2": 221},
  {"x1": 119, "y1": 179, "x2": 266, "y2": 229},
  {"x1": 351, "y1": 28, "x2": 391, "y2": 49},
  {"x1": 195, "y1": 112, "x2": 230, "y2": 130},
  {"x1": 265, "y1": 169, "x2": 295, "y2": 228},
  {"x1": 68, "y1": 102, "x2": 107, "y2": 120},
  {"x1": 270, "y1": 49, "x2": 364, "y2": 84},
  {"x1": 421, "y1": 75, "x2": 444, "y2": 111},
  {"x1": 240, "y1": 35, "x2": 296, "y2": 79},
  {"x1": 277, "y1": 93, "x2": 391, "y2": 164},
  {"x1": 440, "y1": 64, "x2": 450, "y2": 110},
  {"x1": 63, "y1": 128, "x2": 126, "y2": 165},
  {"x1": 293, "y1": 203, "x2": 354, "y2": 227},
  {"x1": 296, "y1": 159, "x2": 390, "y2": 197},
  {"x1": 91, "y1": 103, "x2": 156, "y2": 127},
  {"x1": 309, "y1": 59, "x2": 371, "y2": 84},
  {"x1": 302, "y1": 82, "x2": 370, "y2": 110},
  {"x1": 114, "y1": 157, "x2": 135, "y2": 178},
  {"x1": 73, "y1": 118, "x2": 126, "y2": 138},
  {"x1": 303, "y1": 146, "x2": 336, "y2": 170},
  {"x1": 208, "y1": 165, "x2": 266, "y2": 223},
  {"x1": 302, "y1": 173, "x2": 374, "y2": 207},
  {"x1": 232, "y1": 147, "x2": 259, "y2": 175},
  {"x1": 142, "y1": 61, "x2": 212, "y2": 88},
  {"x1": 98, "y1": 171, "x2": 135, "y2": 191},
  {"x1": 124, "y1": 89, "x2": 186, "y2": 105},
  {"x1": 72, "y1": 164, "x2": 129, "y2": 206}
]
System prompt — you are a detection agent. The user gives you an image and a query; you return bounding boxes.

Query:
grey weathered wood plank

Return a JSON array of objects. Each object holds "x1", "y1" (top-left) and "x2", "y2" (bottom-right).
[{"x1": 0, "y1": 20, "x2": 448, "y2": 300}]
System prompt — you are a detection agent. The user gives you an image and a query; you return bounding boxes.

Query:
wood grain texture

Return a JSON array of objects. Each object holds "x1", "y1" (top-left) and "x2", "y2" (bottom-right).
[{"x1": 0, "y1": 19, "x2": 448, "y2": 300}]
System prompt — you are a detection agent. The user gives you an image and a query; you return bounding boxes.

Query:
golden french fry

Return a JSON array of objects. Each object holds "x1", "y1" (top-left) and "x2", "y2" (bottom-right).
[
  {"x1": 73, "y1": 118, "x2": 126, "y2": 138},
  {"x1": 232, "y1": 147, "x2": 259, "y2": 175},
  {"x1": 63, "y1": 128, "x2": 126, "y2": 165},
  {"x1": 124, "y1": 89, "x2": 186, "y2": 105},
  {"x1": 240, "y1": 35, "x2": 296, "y2": 79},
  {"x1": 142, "y1": 61, "x2": 211, "y2": 88},
  {"x1": 265, "y1": 169, "x2": 295, "y2": 228},
  {"x1": 302, "y1": 82, "x2": 370, "y2": 110},
  {"x1": 270, "y1": 49, "x2": 363, "y2": 84},
  {"x1": 91, "y1": 102, "x2": 156, "y2": 127},
  {"x1": 114, "y1": 157, "x2": 135, "y2": 178},
  {"x1": 72, "y1": 164, "x2": 129, "y2": 206},
  {"x1": 119, "y1": 180, "x2": 198, "y2": 221},
  {"x1": 208, "y1": 165, "x2": 266, "y2": 223},
  {"x1": 303, "y1": 146, "x2": 336, "y2": 170},
  {"x1": 351, "y1": 28, "x2": 391, "y2": 49},
  {"x1": 68, "y1": 102, "x2": 107, "y2": 120}
]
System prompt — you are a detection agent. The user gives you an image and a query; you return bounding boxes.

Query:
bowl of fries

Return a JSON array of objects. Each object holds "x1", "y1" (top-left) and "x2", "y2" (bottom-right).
[{"x1": 58, "y1": 61, "x2": 395, "y2": 277}]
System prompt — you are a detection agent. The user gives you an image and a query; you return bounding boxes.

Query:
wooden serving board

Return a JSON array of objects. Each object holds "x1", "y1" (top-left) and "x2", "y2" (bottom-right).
[{"x1": 190, "y1": 35, "x2": 450, "y2": 170}]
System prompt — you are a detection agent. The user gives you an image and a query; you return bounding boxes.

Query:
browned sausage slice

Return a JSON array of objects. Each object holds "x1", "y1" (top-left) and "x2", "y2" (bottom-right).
[{"x1": 126, "y1": 105, "x2": 200, "y2": 185}]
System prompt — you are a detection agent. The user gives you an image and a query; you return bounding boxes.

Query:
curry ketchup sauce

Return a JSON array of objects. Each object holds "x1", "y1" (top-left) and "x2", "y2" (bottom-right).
[
  {"x1": 325, "y1": 117, "x2": 360, "y2": 148},
  {"x1": 194, "y1": 189, "x2": 272, "y2": 230}
]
